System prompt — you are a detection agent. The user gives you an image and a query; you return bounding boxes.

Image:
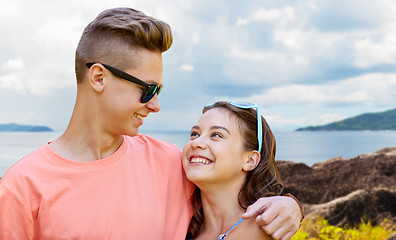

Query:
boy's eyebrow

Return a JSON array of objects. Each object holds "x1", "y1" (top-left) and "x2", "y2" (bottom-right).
[{"x1": 191, "y1": 126, "x2": 200, "y2": 130}]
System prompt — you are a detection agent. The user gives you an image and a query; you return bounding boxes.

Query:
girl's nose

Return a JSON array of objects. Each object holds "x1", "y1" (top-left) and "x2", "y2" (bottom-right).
[{"x1": 191, "y1": 137, "x2": 207, "y2": 150}]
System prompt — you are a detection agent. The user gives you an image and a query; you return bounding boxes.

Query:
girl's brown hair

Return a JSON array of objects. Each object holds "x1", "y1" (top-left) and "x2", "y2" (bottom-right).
[{"x1": 187, "y1": 101, "x2": 283, "y2": 238}]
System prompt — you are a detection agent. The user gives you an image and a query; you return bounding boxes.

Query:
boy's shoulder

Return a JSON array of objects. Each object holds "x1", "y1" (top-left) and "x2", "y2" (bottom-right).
[
  {"x1": 126, "y1": 134, "x2": 180, "y2": 152},
  {"x1": 0, "y1": 144, "x2": 47, "y2": 184}
]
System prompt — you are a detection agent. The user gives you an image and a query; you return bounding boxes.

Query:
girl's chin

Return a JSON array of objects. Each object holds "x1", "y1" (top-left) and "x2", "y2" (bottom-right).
[{"x1": 185, "y1": 171, "x2": 212, "y2": 184}]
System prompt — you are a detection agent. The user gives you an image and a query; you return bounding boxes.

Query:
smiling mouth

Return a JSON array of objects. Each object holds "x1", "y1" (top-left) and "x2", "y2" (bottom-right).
[
  {"x1": 134, "y1": 113, "x2": 145, "y2": 120},
  {"x1": 190, "y1": 157, "x2": 213, "y2": 165}
]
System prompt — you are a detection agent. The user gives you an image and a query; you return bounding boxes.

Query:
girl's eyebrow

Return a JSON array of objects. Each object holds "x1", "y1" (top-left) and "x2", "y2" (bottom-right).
[
  {"x1": 210, "y1": 126, "x2": 230, "y2": 134},
  {"x1": 191, "y1": 125, "x2": 230, "y2": 134}
]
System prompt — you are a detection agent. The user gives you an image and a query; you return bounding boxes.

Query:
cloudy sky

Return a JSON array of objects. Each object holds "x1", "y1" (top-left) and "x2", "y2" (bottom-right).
[{"x1": 1, "y1": 0, "x2": 396, "y2": 132}]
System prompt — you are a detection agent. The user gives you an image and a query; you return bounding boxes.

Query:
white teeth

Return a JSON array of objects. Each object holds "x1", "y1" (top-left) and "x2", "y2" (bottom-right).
[
  {"x1": 134, "y1": 113, "x2": 144, "y2": 120},
  {"x1": 190, "y1": 157, "x2": 212, "y2": 164}
]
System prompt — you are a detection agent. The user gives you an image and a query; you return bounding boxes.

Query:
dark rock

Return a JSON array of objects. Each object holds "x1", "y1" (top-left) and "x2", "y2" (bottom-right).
[
  {"x1": 277, "y1": 147, "x2": 396, "y2": 227},
  {"x1": 304, "y1": 188, "x2": 396, "y2": 226}
]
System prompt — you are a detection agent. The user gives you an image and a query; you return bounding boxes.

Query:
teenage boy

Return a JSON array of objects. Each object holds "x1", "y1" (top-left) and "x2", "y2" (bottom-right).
[{"x1": 0, "y1": 7, "x2": 302, "y2": 240}]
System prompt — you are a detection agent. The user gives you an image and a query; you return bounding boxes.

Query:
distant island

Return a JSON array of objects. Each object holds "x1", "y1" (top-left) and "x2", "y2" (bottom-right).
[
  {"x1": 0, "y1": 123, "x2": 54, "y2": 132},
  {"x1": 296, "y1": 108, "x2": 396, "y2": 131}
]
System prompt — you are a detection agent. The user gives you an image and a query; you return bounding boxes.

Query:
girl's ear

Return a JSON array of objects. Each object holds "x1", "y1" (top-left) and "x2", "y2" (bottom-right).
[{"x1": 242, "y1": 151, "x2": 260, "y2": 171}]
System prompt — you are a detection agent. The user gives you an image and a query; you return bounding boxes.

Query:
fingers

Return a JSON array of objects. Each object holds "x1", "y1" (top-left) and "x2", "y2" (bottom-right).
[
  {"x1": 271, "y1": 223, "x2": 298, "y2": 240},
  {"x1": 243, "y1": 196, "x2": 301, "y2": 239},
  {"x1": 272, "y1": 228, "x2": 296, "y2": 240},
  {"x1": 252, "y1": 196, "x2": 301, "y2": 240},
  {"x1": 242, "y1": 198, "x2": 270, "y2": 219},
  {"x1": 256, "y1": 205, "x2": 278, "y2": 236},
  {"x1": 257, "y1": 212, "x2": 297, "y2": 240}
]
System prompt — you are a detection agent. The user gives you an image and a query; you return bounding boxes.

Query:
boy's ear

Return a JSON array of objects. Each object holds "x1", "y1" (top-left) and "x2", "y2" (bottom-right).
[
  {"x1": 88, "y1": 64, "x2": 105, "y2": 92},
  {"x1": 242, "y1": 151, "x2": 260, "y2": 171}
]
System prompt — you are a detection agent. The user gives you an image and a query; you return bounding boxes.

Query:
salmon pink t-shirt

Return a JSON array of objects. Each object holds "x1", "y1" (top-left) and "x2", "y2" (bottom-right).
[{"x1": 0, "y1": 135, "x2": 194, "y2": 239}]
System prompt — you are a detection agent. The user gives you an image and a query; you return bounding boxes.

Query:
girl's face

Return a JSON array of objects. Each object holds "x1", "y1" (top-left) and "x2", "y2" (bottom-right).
[{"x1": 182, "y1": 108, "x2": 250, "y2": 187}]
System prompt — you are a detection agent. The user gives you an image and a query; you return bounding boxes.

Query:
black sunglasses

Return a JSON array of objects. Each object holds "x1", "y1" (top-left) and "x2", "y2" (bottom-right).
[{"x1": 86, "y1": 63, "x2": 163, "y2": 103}]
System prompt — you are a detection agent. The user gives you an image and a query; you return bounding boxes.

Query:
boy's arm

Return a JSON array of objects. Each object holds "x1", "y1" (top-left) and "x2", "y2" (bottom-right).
[{"x1": 242, "y1": 195, "x2": 304, "y2": 240}]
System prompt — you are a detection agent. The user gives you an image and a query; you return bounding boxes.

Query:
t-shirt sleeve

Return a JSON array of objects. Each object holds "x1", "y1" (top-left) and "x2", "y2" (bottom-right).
[{"x1": 0, "y1": 184, "x2": 34, "y2": 239}]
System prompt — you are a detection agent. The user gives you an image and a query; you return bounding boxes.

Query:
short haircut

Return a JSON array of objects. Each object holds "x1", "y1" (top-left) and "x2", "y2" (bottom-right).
[{"x1": 75, "y1": 7, "x2": 173, "y2": 83}]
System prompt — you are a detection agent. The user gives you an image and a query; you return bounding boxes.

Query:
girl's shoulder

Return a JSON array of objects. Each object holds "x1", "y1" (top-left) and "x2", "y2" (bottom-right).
[{"x1": 229, "y1": 218, "x2": 272, "y2": 240}]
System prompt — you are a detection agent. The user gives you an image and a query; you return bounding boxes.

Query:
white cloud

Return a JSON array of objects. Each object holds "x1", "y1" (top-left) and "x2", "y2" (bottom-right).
[
  {"x1": 33, "y1": 16, "x2": 85, "y2": 52},
  {"x1": 231, "y1": 73, "x2": 396, "y2": 107},
  {"x1": 236, "y1": 6, "x2": 295, "y2": 26},
  {"x1": 0, "y1": 111, "x2": 50, "y2": 125},
  {"x1": 1, "y1": 0, "x2": 396, "y2": 131},
  {"x1": 180, "y1": 64, "x2": 194, "y2": 71},
  {"x1": 0, "y1": 56, "x2": 75, "y2": 95},
  {"x1": 273, "y1": 28, "x2": 344, "y2": 55},
  {"x1": 236, "y1": 18, "x2": 248, "y2": 26},
  {"x1": 353, "y1": 33, "x2": 396, "y2": 68},
  {"x1": 0, "y1": 72, "x2": 26, "y2": 94},
  {"x1": 0, "y1": 3, "x2": 84, "y2": 95},
  {"x1": 265, "y1": 114, "x2": 312, "y2": 128},
  {"x1": 227, "y1": 20, "x2": 346, "y2": 85},
  {"x1": 228, "y1": 44, "x2": 274, "y2": 61},
  {"x1": 319, "y1": 113, "x2": 346, "y2": 124},
  {"x1": 3, "y1": 57, "x2": 24, "y2": 71},
  {"x1": 0, "y1": 58, "x2": 27, "y2": 94}
]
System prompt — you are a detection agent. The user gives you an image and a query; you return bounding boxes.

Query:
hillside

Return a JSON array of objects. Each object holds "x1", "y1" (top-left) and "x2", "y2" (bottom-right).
[
  {"x1": 0, "y1": 123, "x2": 54, "y2": 132},
  {"x1": 296, "y1": 108, "x2": 396, "y2": 131},
  {"x1": 278, "y1": 147, "x2": 396, "y2": 227}
]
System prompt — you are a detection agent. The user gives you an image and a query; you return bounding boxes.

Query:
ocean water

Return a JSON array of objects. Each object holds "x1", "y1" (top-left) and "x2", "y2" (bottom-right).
[{"x1": 1, "y1": 130, "x2": 396, "y2": 177}]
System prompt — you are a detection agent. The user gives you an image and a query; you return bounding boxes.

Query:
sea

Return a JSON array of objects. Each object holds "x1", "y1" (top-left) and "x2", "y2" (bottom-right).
[{"x1": 1, "y1": 130, "x2": 396, "y2": 177}]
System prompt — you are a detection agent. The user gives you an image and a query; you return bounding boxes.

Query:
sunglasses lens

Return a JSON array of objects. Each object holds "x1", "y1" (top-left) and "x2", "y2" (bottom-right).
[{"x1": 140, "y1": 85, "x2": 158, "y2": 103}]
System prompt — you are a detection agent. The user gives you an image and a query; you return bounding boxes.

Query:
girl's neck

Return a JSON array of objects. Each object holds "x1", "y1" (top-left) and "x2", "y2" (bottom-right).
[{"x1": 197, "y1": 185, "x2": 245, "y2": 239}]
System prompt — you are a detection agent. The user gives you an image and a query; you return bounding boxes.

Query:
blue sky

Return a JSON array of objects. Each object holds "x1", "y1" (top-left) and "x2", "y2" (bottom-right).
[{"x1": 1, "y1": 0, "x2": 395, "y2": 131}]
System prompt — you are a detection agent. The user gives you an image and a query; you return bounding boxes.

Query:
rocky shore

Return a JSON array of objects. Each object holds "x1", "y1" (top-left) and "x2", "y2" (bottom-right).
[{"x1": 278, "y1": 147, "x2": 396, "y2": 227}]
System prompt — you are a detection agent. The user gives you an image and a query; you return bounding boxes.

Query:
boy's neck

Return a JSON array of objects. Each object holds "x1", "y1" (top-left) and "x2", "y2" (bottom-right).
[{"x1": 49, "y1": 106, "x2": 124, "y2": 162}]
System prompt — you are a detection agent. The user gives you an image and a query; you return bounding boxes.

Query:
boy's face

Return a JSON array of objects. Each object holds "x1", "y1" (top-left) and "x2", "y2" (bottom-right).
[{"x1": 100, "y1": 49, "x2": 163, "y2": 137}]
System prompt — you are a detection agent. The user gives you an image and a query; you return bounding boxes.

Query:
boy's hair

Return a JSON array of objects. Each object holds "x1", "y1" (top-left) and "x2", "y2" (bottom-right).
[{"x1": 75, "y1": 7, "x2": 173, "y2": 83}]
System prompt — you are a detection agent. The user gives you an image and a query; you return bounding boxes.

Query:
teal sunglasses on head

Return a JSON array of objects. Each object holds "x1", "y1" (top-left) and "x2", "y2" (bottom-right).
[
  {"x1": 205, "y1": 101, "x2": 263, "y2": 153},
  {"x1": 228, "y1": 102, "x2": 263, "y2": 153}
]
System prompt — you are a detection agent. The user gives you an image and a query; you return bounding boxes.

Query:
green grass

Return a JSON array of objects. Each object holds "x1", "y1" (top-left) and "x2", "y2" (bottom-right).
[{"x1": 292, "y1": 216, "x2": 396, "y2": 240}]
